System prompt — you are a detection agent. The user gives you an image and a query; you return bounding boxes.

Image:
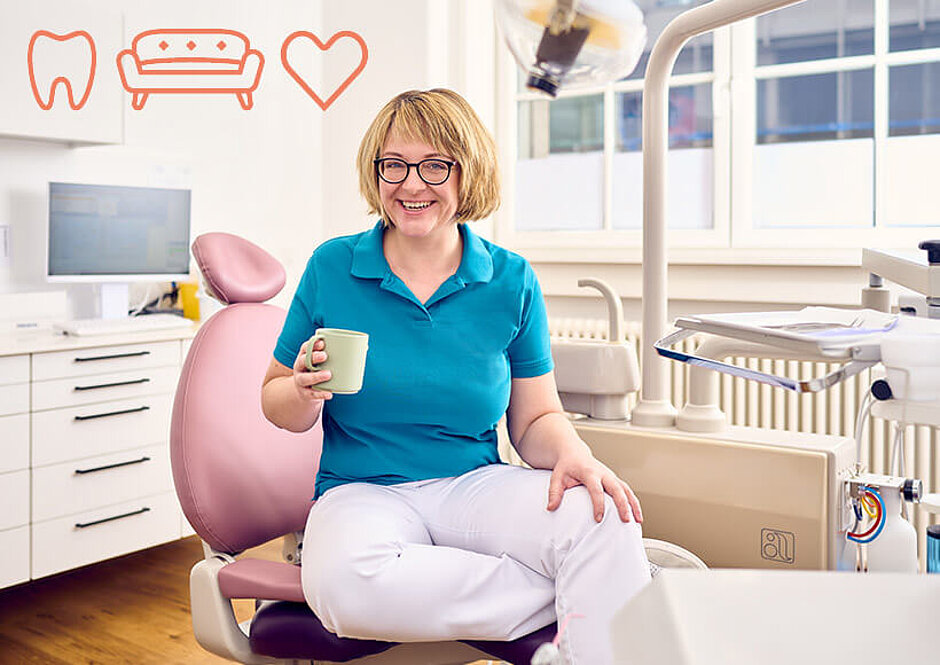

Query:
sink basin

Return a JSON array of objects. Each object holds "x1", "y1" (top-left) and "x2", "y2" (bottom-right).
[
  {"x1": 549, "y1": 277, "x2": 640, "y2": 420},
  {"x1": 551, "y1": 338, "x2": 639, "y2": 420}
]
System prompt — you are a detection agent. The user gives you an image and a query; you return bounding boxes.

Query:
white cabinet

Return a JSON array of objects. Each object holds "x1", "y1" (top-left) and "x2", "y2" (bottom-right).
[
  {"x1": 0, "y1": 354, "x2": 30, "y2": 588},
  {"x1": 0, "y1": 329, "x2": 192, "y2": 589},
  {"x1": 0, "y1": 0, "x2": 123, "y2": 144},
  {"x1": 32, "y1": 493, "x2": 181, "y2": 579}
]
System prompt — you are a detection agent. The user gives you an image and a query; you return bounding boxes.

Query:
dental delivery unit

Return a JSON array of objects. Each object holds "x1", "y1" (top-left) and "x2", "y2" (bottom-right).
[{"x1": 551, "y1": 242, "x2": 940, "y2": 574}]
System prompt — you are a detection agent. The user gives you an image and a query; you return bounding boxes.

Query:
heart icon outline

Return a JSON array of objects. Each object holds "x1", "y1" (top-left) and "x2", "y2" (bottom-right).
[{"x1": 281, "y1": 30, "x2": 368, "y2": 111}]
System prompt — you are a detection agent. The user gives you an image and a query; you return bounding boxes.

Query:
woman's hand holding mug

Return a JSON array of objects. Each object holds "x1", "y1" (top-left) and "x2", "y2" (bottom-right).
[{"x1": 293, "y1": 337, "x2": 334, "y2": 402}]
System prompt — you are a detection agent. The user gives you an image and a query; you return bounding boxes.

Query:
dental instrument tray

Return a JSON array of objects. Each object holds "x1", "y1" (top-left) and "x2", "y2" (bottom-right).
[{"x1": 655, "y1": 307, "x2": 898, "y2": 393}]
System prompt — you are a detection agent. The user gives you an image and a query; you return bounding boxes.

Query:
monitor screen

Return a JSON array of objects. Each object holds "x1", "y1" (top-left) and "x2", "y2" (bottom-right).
[{"x1": 48, "y1": 182, "x2": 191, "y2": 279}]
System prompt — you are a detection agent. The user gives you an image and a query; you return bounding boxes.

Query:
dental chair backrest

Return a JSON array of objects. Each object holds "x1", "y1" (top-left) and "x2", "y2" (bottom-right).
[{"x1": 171, "y1": 232, "x2": 321, "y2": 555}]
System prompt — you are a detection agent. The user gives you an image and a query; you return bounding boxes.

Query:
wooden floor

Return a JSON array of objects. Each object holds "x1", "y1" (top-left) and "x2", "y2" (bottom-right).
[
  {"x1": 0, "y1": 537, "x2": 496, "y2": 665},
  {"x1": 0, "y1": 537, "x2": 250, "y2": 664}
]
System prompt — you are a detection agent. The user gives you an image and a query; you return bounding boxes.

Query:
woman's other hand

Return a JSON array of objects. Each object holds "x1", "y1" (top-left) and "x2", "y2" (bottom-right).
[
  {"x1": 293, "y1": 338, "x2": 333, "y2": 402},
  {"x1": 547, "y1": 448, "x2": 643, "y2": 524}
]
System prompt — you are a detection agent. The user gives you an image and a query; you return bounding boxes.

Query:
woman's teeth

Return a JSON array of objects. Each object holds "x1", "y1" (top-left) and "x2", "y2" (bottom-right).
[{"x1": 401, "y1": 201, "x2": 432, "y2": 211}]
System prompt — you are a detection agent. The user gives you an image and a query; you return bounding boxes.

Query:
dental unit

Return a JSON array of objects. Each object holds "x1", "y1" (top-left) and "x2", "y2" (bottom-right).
[
  {"x1": 496, "y1": 1, "x2": 940, "y2": 662},
  {"x1": 500, "y1": 0, "x2": 940, "y2": 578}
]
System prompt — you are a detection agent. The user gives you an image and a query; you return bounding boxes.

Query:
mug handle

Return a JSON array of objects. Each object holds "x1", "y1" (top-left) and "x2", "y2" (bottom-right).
[{"x1": 304, "y1": 332, "x2": 325, "y2": 371}]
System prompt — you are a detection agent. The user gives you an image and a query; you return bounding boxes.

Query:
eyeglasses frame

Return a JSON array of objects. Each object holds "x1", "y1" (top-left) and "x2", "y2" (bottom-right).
[{"x1": 373, "y1": 157, "x2": 458, "y2": 186}]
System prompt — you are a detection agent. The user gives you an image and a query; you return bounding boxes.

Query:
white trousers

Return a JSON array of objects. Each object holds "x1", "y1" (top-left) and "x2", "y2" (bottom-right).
[{"x1": 301, "y1": 464, "x2": 651, "y2": 665}]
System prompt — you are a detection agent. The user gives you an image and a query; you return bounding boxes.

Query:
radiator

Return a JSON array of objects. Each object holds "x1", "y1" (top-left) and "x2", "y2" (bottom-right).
[{"x1": 550, "y1": 317, "x2": 940, "y2": 563}]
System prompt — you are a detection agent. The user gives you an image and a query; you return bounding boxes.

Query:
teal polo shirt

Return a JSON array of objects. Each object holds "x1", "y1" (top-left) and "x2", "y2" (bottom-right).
[{"x1": 273, "y1": 221, "x2": 554, "y2": 498}]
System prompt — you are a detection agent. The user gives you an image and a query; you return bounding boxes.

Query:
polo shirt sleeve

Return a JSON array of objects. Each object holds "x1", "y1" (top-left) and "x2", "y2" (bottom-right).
[
  {"x1": 507, "y1": 262, "x2": 554, "y2": 379},
  {"x1": 273, "y1": 254, "x2": 322, "y2": 368}
]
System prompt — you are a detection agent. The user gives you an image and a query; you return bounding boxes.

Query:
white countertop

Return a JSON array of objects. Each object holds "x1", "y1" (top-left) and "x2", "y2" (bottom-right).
[{"x1": 0, "y1": 325, "x2": 197, "y2": 357}]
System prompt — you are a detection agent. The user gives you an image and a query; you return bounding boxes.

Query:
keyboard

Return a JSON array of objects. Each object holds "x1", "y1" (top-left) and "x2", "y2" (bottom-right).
[{"x1": 55, "y1": 313, "x2": 195, "y2": 337}]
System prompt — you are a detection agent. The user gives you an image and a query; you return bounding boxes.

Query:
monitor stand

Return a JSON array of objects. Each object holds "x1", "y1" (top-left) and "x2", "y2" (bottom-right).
[{"x1": 98, "y1": 283, "x2": 129, "y2": 320}]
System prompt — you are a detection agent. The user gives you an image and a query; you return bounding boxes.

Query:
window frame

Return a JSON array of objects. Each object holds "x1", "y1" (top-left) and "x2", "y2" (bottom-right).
[{"x1": 493, "y1": 0, "x2": 940, "y2": 263}]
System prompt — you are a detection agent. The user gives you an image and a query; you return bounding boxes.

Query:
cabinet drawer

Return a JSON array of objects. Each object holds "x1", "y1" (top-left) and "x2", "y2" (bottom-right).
[
  {"x1": 32, "y1": 491, "x2": 181, "y2": 579},
  {"x1": 32, "y1": 341, "x2": 180, "y2": 381},
  {"x1": 0, "y1": 382, "x2": 28, "y2": 417},
  {"x1": 32, "y1": 366, "x2": 179, "y2": 411},
  {"x1": 0, "y1": 526, "x2": 30, "y2": 589},
  {"x1": 0, "y1": 470, "x2": 29, "y2": 531},
  {"x1": 32, "y1": 444, "x2": 173, "y2": 522},
  {"x1": 0, "y1": 355, "x2": 29, "y2": 385},
  {"x1": 0, "y1": 413, "x2": 29, "y2": 473},
  {"x1": 32, "y1": 394, "x2": 173, "y2": 467}
]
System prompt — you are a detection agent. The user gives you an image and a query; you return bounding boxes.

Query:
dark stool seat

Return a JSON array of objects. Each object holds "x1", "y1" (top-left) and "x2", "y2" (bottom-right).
[{"x1": 249, "y1": 601, "x2": 556, "y2": 664}]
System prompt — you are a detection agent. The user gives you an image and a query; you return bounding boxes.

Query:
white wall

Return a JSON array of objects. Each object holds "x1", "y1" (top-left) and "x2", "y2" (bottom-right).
[
  {"x1": 319, "y1": 0, "x2": 498, "y2": 240},
  {"x1": 0, "y1": 0, "x2": 499, "y2": 318},
  {"x1": 0, "y1": 0, "x2": 323, "y2": 315}
]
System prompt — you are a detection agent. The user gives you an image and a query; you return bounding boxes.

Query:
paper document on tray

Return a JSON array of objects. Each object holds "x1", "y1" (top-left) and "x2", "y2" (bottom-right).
[{"x1": 673, "y1": 307, "x2": 899, "y2": 358}]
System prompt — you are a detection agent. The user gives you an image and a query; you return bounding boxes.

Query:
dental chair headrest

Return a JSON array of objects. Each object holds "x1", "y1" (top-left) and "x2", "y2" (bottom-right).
[{"x1": 192, "y1": 232, "x2": 286, "y2": 304}]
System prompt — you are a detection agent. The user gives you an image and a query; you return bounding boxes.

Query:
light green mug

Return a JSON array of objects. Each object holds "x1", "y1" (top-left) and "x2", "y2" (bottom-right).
[{"x1": 304, "y1": 328, "x2": 369, "y2": 394}]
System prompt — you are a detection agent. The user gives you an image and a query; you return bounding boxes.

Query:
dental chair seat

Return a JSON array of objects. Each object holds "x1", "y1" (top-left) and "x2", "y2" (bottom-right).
[
  {"x1": 248, "y1": 600, "x2": 558, "y2": 662},
  {"x1": 217, "y1": 557, "x2": 558, "y2": 662}
]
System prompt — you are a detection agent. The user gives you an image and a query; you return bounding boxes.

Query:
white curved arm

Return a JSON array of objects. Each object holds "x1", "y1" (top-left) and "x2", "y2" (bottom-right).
[{"x1": 633, "y1": 0, "x2": 806, "y2": 427}]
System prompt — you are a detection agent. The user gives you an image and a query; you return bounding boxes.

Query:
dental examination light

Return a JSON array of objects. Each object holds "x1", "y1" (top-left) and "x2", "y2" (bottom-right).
[
  {"x1": 497, "y1": 0, "x2": 806, "y2": 425},
  {"x1": 495, "y1": 0, "x2": 647, "y2": 97}
]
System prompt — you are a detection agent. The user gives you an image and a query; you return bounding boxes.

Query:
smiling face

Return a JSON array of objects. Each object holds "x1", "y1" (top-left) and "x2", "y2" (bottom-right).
[{"x1": 378, "y1": 130, "x2": 460, "y2": 240}]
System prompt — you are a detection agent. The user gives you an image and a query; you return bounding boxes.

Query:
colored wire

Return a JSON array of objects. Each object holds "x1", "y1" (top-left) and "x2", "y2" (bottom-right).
[
  {"x1": 847, "y1": 488, "x2": 886, "y2": 544},
  {"x1": 847, "y1": 490, "x2": 881, "y2": 539},
  {"x1": 861, "y1": 492, "x2": 878, "y2": 519}
]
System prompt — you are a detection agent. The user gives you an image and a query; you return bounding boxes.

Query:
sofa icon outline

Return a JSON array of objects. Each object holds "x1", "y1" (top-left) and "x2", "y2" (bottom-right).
[{"x1": 116, "y1": 28, "x2": 264, "y2": 110}]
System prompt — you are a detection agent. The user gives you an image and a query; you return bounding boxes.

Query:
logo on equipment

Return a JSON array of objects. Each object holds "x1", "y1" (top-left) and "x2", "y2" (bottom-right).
[{"x1": 761, "y1": 528, "x2": 796, "y2": 564}]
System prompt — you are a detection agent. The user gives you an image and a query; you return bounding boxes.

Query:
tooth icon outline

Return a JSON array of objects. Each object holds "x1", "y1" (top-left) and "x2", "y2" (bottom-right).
[{"x1": 27, "y1": 30, "x2": 97, "y2": 111}]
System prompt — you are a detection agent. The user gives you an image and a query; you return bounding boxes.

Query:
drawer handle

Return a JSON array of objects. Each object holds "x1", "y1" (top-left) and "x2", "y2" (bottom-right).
[
  {"x1": 74, "y1": 351, "x2": 152, "y2": 362},
  {"x1": 74, "y1": 405, "x2": 151, "y2": 421},
  {"x1": 75, "y1": 506, "x2": 151, "y2": 529},
  {"x1": 74, "y1": 377, "x2": 151, "y2": 392},
  {"x1": 75, "y1": 456, "x2": 152, "y2": 475}
]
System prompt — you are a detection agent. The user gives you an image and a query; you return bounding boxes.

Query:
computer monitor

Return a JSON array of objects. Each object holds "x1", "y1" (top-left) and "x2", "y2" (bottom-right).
[{"x1": 47, "y1": 182, "x2": 192, "y2": 319}]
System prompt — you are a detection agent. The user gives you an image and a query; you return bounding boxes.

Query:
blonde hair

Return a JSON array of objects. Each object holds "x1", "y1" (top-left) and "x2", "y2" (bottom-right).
[{"x1": 357, "y1": 89, "x2": 500, "y2": 224}]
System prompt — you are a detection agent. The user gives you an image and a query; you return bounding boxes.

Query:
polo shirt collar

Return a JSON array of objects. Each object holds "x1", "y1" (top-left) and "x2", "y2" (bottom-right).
[
  {"x1": 455, "y1": 221, "x2": 494, "y2": 285},
  {"x1": 350, "y1": 220, "x2": 493, "y2": 284},
  {"x1": 350, "y1": 220, "x2": 387, "y2": 279}
]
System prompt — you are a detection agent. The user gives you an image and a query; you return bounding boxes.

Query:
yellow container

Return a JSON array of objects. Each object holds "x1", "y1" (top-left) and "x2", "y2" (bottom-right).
[{"x1": 179, "y1": 282, "x2": 200, "y2": 321}]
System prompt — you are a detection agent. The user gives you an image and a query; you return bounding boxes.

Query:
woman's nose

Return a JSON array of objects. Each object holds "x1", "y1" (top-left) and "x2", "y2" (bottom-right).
[{"x1": 401, "y1": 166, "x2": 426, "y2": 190}]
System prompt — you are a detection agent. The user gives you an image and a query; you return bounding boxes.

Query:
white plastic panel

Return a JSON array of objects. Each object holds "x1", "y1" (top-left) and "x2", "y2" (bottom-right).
[
  {"x1": 0, "y1": 383, "x2": 28, "y2": 417},
  {"x1": 31, "y1": 340, "x2": 180, "y2": 381},
  {"x1": 32, "y1": 443, "x2": 173, "y2": 522},
  {"x1": 0, "y1": 525, "x2": 30, "y2": 589},
  {"x1": 31, "y1": 491, "x2": 181, "y2": 579},
  {"x1": 31, "y1": 393, "x2": 173, "y2": 467},
  {"x1": 0, "y1": 470, "x2": 29, "y2": 530},
  {"x1": 0, "y1": 414, "x2": 29, "y2": 474},
  {"x1": 31, "y1": 366, "x2": 179, "y2": 411},
  {"x1": 0, "y1": 355, "x2": 29, "y2": 385}
]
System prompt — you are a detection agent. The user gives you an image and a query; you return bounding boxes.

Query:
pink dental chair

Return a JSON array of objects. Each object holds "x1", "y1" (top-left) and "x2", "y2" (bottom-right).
[{"x1": 171, "y1": 232, "x2": 556, "y2": 665}]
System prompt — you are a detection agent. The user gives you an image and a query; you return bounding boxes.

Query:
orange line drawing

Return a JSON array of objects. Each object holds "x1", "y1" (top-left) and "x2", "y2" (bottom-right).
[
  {"x1": 116, "y1": 28, "x2": 264, "y2": 110},
  {"x1": 281, "y1": 31, "x2": 368, "y2": 111},
  {"x1": 27, "y1": 30, "x2": 97, "y2": 110}
]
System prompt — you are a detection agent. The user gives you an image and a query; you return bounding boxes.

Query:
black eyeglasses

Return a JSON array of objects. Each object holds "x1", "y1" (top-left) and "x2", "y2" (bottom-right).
[{"x1": 374, "y1": 157, "x2": 457, "y2": 185}]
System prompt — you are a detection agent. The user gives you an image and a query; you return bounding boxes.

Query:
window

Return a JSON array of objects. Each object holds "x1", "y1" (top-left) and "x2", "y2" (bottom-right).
[{"x1": 499, "y1": 0, "x2": 940, "y2": 256}]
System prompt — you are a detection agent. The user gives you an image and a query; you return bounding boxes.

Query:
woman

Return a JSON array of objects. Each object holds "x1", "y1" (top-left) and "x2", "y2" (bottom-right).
[{"x1": 261, "y1": 88, "x2": 650, "y2": 665}]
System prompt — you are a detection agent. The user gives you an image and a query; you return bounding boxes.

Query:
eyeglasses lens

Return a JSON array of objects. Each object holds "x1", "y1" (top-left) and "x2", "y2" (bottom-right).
[
  {"x1": 378, "y1": 159, "x2": 450, "y2": 185},
  {"x1": 418, "y1": 160, "x2": 449, "y2": 184}
]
